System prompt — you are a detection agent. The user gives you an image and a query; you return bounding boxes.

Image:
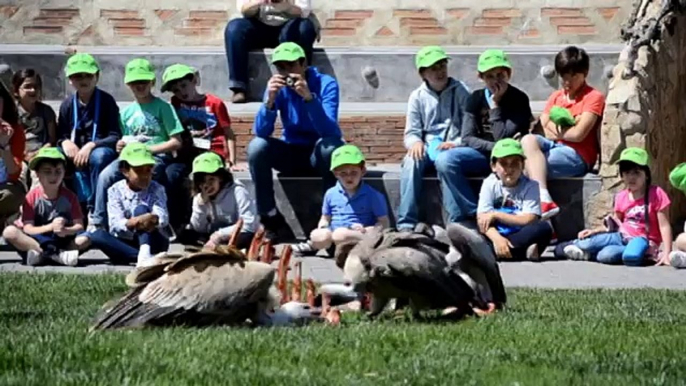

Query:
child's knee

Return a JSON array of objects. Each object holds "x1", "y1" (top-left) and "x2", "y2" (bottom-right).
[
  {"x1": 74, "y1": 235, "x2": 91, "y2": 251},
  {"x1": 132, "y1": 205, "x2": 151, "y2": 216},
  {"x1": 520, "y1": 134, "x2": 540, "y2": 151},
  {"x1": 332, "y1": 228, "x2": 363, "y2": 244},
  {"x1": 2, "y1": 225, "x2": 21, "y2": 241},
  {"x1": 621, "y1": 252, "x2": 644, "y2": 266},
  {"x1": 310, "y1": 228, "x2": 332, "y2": 250},
  {"x1": 675, "y1": 233, "x2": 686, "y2": 251}
]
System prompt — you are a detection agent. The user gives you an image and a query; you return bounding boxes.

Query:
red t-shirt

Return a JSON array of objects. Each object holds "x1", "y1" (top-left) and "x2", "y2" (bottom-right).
[
  {"x1": 171, "y1": 94, "x2": 232, "y2": 159},
  {"x1": 22, "y1": 185, "x2": 83, "y2": 226},
  {"x1": 543, "y1": 84, "x2": 605, "y2": 166}
]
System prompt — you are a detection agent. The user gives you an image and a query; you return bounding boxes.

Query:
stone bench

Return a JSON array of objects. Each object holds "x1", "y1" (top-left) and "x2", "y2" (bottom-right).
[{"x1": 233, "y1": 164, "x2": 601, "y2": 242}]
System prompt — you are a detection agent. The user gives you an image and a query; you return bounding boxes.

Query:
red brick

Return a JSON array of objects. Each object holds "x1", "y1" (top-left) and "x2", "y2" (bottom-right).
[
  {"x1": 32, "y1": 17, "x2": 73, "y2": 27},
  {"x1": 400, "y1": 17, "x2": 440, "y2": 27},
  {"x1": 155, "y1": 9, "x2": 178, "y2": 21},
  {"x1": 374, "y1": 26, "x2": 395, "y2": 36},
  {"x1": 465, "y1": 26, "x2": 503, "y2": 35},
  {"x1": 174, "y1": 27, "x2": 213, "y2": 36},
  {"x1": 100, "y1": 9, "x2": 138, "y2": 19},
  {"x1": 541, "y1": 8, "x2": 584, "y2": 17},
  {"x1": 393, "y1": 9, "x2": 432, "y2": 18},
  {"x1": 597, "y1": 7, "x2": 620, "y2": 20},
  {"x1": 557, "y1": 25, "x2": 597, "y2": 35},
  {"x1": 446, "y1": 8, "x2": 469, "y2": 19},
  {"x1": 474, "y1": 17, "x2": 513, "y2": 27},
  {"x1": 321, "y1": 28, "x2": 356, "y2": 36},
  {"x1": 39, "y1": 8, "x2": 79, "y2": 18},
  {"x1": 185, "y1": 18, "x2": 222, "y2": 28},
  {"x1": 482, "y1": 8, "x2": 522, "y2": 18},
  {"x1": 24, "y1": 26, "x2": 62, "y2": 34},
  {"x1": 0, "y1": 6, "x2": 19, "y2": 18},
  {"x1": 549, "y1": 17, "x2": 593, "y2": 26},
  {"x1": 409, "y1": 26, "x2": 447, "y2": 35},
  {"x1": 325, "y1": 19, "x2": 363, "y2": 29},
  {"x1": 518, "y1": 28, "x2": 540, "y2": 38},
  {"x1": 114, "y1": 26, "x2": 146, "y2": 36},
  {"x1": 333, "y1": 10, "x2": 374, "y2": 19},
  {"x1": 109, "y1": 18, "x2": 146, "y2": 28},
  {"x1": 188, "y1": 10, "x2": 228, "y2": 20}
]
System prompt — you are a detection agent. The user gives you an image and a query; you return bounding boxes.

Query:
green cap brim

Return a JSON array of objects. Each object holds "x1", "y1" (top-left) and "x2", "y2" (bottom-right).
[
  {"x1": 477, "y1": 61, "x2": 511, "y2": 73},
  {"x1": 161, "y1": 67, "x2": 196, "y2": 92},
  {"x1": 124, "y1": 157, "x2": 156, "y2": 167},
  {"x1": 192, "y1": 164, "x2": 223, "y2": 175},
  {"x1": 417, "y1": 54, "x2": 449, "y2": 70},
  {"x1": 28, "y1": 154, "x2": 66, "y2": 170},
  {"x1": 125, "y1": 72, "x2": 156, "y2": 84},
  {"x1": 66, "y1": 66, "x2": 99, "y2": 77},
  {"x1": 669, "y1": 162, "x2": 686, "y2": 192}
]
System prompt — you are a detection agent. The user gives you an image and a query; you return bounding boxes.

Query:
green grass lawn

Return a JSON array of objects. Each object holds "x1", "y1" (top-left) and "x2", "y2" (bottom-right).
[{"x1": 1, "y1": 273, "x2": 685, "y2": 385}]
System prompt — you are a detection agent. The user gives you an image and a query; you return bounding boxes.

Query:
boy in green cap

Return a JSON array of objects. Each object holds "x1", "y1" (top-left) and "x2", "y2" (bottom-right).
[
  {"x1": 398, "y1": 45, "x2": 471, "y2": 231},
  {"x1": 182, "y1": 151, "x2": 257, "y2": 250},
  {"x1": 477, "y1": 139, "x2": 552, "y2": 261},
  {"x1": 161, "y1": 64, "x2": 239, "y2": 171},
  {"x1": 91, "y1": 58, "x2": 188, "y2": 232},
  {"x1": 86, "y1": 142, "x2": 171, "y2": 267},
  {"x1": 2, "y1": 147, "x2": 90, "y2": 266},
  {"x1": 56, "y1": 53, "x2": 120, "y2": 215},
  {"x1": 667, "y1": 163, "x2": 686, "y2": 268},
  {"x1": 250, "y1": 41, "x2": 344, "y2": 243},
  {"x1": 295, "y1": 144, "x2": 389, "y2": 255},
  {"x1": 520, "y1": 46, "x2": 606, "y2": 220},
  {"x1": 562, "y1": 147, "x2": 673, "y2": 266}
]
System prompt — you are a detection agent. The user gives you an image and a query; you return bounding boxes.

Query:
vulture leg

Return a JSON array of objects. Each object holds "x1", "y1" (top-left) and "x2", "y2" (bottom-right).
[
  {"x1": 291, "y1": 261, "x2": 302, "y2": 302},
  {"x1": 246, "y1": 226, "x2": 265, "y2": 261},
  {"x1": 277, "y1": 245, "x2": 293, "y2": 304},
  {"x1": 325, "y1": 308, "x2": 341, "y2": 326},
  {"x1": 368, "y1": 295, "x2": 390, "y2": 318},
  {"x1": 306, "y1": 279, "x2": 316, "y2": 307},
  {"x1": 227, "y1": 218, "x2": 244, "y2": 247},
  {"x1": 260, "y1": 240, "x2": 274, "y2": 264}
]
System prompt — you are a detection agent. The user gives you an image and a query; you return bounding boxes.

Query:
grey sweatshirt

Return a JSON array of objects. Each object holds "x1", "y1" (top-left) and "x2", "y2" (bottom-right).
[
  {"x1": 403, "y1": 78, "x2": 471, "y2": 149},
  {"x1": 190, "y1": 181, "x2": 258, "y2": 240}
]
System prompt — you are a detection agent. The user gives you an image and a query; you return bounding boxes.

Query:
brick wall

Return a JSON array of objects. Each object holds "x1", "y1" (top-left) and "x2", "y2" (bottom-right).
[
  {"x1": 232, "y1": 115, "x2": 406, "y2": 164},
  {"x1": 0, "y1": 0, "x2": 631, "y2": 46}
]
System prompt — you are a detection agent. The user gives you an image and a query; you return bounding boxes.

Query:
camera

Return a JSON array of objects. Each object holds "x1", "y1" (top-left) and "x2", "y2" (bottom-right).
[{"x1": 285, "y1": 76, "x2": 295, "y2": 87}]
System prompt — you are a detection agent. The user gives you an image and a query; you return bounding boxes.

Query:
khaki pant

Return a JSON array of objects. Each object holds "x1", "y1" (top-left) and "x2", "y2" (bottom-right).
[{"x1": 0, "y1": 181, "x2": 26, "y2": 229}]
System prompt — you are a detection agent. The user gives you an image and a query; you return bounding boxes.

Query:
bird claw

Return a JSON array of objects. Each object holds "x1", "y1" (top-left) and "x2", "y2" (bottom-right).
[{"x1": 324, "y1": 308, "x2": 341, "y2": 326}]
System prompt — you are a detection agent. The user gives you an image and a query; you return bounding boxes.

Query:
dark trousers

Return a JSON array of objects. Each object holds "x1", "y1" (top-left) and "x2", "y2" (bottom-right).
[
  {"x1": 495, "y1": 221, "x2": 553, "y2": 260},
  {"x1": 87, "y1": 205, "x2": 170, "y2": 264},
  {"x1": 17, "y1": 233, "x2": 76, "y2": 259},
  {"x1": 178, "y1": 228, "x2": 255, "y2": 251},
  {"x1": 224, "y1": 17, "x2": 317, "y2": 91}
]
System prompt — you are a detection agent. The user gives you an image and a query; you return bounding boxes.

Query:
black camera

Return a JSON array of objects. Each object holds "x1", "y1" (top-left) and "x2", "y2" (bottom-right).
[{"x1": 285, "y1": 76, "x2": 295, "y2": 87}]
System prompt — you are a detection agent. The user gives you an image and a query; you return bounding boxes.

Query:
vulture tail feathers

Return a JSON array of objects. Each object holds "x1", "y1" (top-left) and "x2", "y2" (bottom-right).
[{"x1": 90, "y1": 286, "x2": 183, "y2": 331}]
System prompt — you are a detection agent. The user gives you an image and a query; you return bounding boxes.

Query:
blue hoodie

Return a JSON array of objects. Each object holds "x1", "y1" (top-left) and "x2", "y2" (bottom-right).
[{"x1": 253, "y1": 67, "x2": 341, "y2": 145}]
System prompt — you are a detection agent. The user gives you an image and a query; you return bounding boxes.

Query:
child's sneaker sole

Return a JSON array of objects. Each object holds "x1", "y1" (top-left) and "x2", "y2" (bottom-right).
[
  {"x1": 26, "y1": 250, "x2": 44, "y2": 266},
  {"x1": 563, "y1": 245, "x2": 590, "y2": 261},
  {"x1": 53, "y1": 250, "x2": 79, "y2": 267},
  {"x1": 669, "y1": 251, "x2": 686, "y2": 269}
]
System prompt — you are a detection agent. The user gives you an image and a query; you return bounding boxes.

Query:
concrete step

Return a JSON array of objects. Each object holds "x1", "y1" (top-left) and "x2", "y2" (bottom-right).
[
  {"x1": 232, "y1": 165, "x2": 602, "y2": 243},
  {"x1": 0, "y1": 44, "x2": 621, "y2": 104}
]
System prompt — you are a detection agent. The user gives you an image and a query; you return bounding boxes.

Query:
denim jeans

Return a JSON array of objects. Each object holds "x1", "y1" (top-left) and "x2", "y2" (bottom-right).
[
  {"x1": 575, "y1": 232, "x2": 649, "y2": 266},
  {"x1": 397, "y1": 146, "x2": 491, "y2": 230},
  {"x1": 225, "y1": 17, "x2": 317, "y2": 92},
  {"x1": 501, "y1": 221, "x2": 553, "y2": 260},
  {"x1": 87, "y1": 205, "x2": 170, "y2": 263},
  {"x1": 534, "y1": 135, "x2": 588, "y2": 178},
  {"x1": 91, "y1": 154, "x2": 188, "y2": 228},
  {"x1": 63, "y1": 146, "x2": 117, "y2": 210},
  {"x1": 247, "y1": 136, "x2": 343, "y2": 216}
]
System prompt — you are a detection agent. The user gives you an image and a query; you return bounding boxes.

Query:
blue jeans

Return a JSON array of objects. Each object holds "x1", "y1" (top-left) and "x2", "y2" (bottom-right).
[
  {"x1": 534, "y1": 135, "x2": 588, "y2": 178},
  {"x1": 575, "y1": 232, "x2": 649, "y2": 266},
  {"x1": 397, "y1": 146, "x2": 490, "y2": 230},
  {"x1": 87, "y1": 205, "x2": 170, "y2": 263},
  {"x1": 62, "y1": 146, "x2": 117, "y2": 210},
  {"x1": 247, "y1": 136, "x2": 343, "y2": 215},
  {"x1": 225, "y1": 17, "x2": 317, "y2": 91},
  {"x1": 91, "y1": 155, "x2": 188, "y2": 228}
]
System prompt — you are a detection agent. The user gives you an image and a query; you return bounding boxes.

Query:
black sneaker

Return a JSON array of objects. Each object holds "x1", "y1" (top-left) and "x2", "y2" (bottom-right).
[{"x1": 261, "y1": 212, "x2": 295, "y2": 244}]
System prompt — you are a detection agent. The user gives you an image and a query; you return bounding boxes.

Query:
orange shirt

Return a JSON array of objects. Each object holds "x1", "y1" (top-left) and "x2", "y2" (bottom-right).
[{"x1": 543, "y1": 84, "x2": 605, "y2": 166}]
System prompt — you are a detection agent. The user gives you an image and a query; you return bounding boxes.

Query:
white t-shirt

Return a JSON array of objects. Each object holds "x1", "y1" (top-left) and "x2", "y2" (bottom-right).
[
  {"x1": 236, "y1": 0, "x2": 312, "y2": 26},
  {"x1": 477, "y1": 173, "x2": 541, "y2": 216}
]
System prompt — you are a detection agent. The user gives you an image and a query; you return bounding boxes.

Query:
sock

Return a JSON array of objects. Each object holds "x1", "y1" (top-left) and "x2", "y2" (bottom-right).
[
  {"x1": 540, "y1": 188, "x2": 553, "y2": 203},
  {"x1": 138, "y1": 244, "x2": 151, "y2": 261},
  {"x1": 267, "y1": 209, "x2": 277, "y2": 217}
]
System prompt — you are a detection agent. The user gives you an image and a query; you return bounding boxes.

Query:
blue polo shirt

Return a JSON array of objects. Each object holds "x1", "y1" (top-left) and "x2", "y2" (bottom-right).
[{"x1": 322, "y1": 182, "x2": 388, "y2": 230}]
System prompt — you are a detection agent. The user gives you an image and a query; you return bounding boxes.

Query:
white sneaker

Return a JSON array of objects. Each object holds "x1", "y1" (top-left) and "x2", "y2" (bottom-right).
[
  {"x1": 136, "y1": 256, "x2": 157, "y2": 268},
  {"x1": 26, "y1": 250, "x2": 45, "y2": 266},
  {"x1": 564, "y1": 245, "x2": 590, "y2": 261},
  {"x1": 526, "y1": 244, "x2": 540, "y2": 261},
  {"x1": 669, "y1": 251, "x2": 686, "y2": 269},
  {"x1": 292, "y1": 240, "x2": 317, "y2": 256},
  {"x1": 51, "y1": 250, "x2": 79, "y2": 266}
]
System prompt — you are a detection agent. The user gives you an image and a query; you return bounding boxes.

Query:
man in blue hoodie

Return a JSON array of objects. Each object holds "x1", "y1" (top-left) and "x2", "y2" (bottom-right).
[
  {"x1": 397, "y1": 46, "x2": 475, "y2": 230},
  {"x1": 248, "y1": 42, "x2": 343, "y2": 242}
]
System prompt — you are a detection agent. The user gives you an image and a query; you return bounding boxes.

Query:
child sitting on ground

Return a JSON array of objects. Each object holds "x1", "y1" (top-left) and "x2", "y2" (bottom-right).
[
  {"x1": 2, "y1": 147, "x2": 89, "y2": 266},
  {"x1": 181, "y1": 151, "x2": 257, "y2": 250},
  {"x1": 563, "y1": 148, "x2": 672, "y2": 266},
  {"x1": 666, "y1": 163, "x2": 686, "y2": 268},
  {"x1": 12, "y1": 68, "x2": 58, "y2": 189},
  {"x1": 477, "y1": 138, "x2": 553, "y2": 261},
  {"x1": 86, "y1": 143, "x2": 171, "y2": 267},
  {"x1": 295, "y1": 144, "x2": 389, "y2": 255},
  {"x1": 161, "y1": 64, "x2": 241, "y2": 171}
]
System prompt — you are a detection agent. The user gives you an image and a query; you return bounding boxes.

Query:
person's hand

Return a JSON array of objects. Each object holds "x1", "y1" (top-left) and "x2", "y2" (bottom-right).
[
  {"x1": 578, "y1": 229, "x2": 595, "y2": 239},
  {"x1": 25, "y1": 150, "x2": 39, "y2": 162},
  {"x1": 74, "y1": 142, "x2": 95, "y2": 168},
  {"x1": 491, "y1": 81, "x2": 507, "y2": 105},
  {"x1": 137, "y1": 214, "x2": 159, "y2": 232},
  {"x1": 51, "y1": 217, "x2": 66, "y2": 234},
  {"x1": 62, "y1": 140, "x2": 80, "y2": 160},
  {"x1": 0, "y1": 122, "x2": 14, "y2": 147},
  {"x1": 115, "y1": 140, "x2": 126, "y2": 153},
  {"x1": 408, "y1": 142, "x2": 425, "y2": 161},
  {"x1": 289, "y1": 74, "x2": 313, "y2": 101},
  {"x1": 204, "y1": 239, "x2": 217, "y2": 250},
  {"x1": 493, "y1": 235, "x2": 513, "y2": 259},
  {"x1": 267, "y1": 74, "x2": 286, "y2": 104},
  {"x1": 478, "y1": 212, "x2": 497, "y2": 234},
  {"x1": 437, "y1": 142, "x2": 457, "y2": 151}
]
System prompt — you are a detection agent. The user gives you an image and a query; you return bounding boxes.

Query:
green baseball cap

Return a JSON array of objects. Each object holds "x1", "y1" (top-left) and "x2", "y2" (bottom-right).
[
  {"x1": 548, "y1": 106, "x2": 576, "y2": 127},
  {"x1": 271, "y1": 42, "x2": 306, "y2": 64},
  {"x1": 28, "y1": 147, "x2": 66, "y2": 170},
  {"x1": 415, "y1": 46, "x2": 449, "y2": 70},
  {"x1": 192, "y1": 152, "x2": 224, "y2": 175},
  {"x1": 330, "y1": 144, "x2": 365, "y2": 171},
  {"x1": 120, "y1": 142, "x2": 156, "y2": 167},
  {"x1": 65, "y1": 53, "x2": 99, "y2": 77},
  {"x1": 477, "y1": 49, "x2": 512, "y2": 73},
  {"x1": 161, "y1": 64, "x2": 196, "y2": 92},
  {"x1": 669, "y1": 163, "x2": 686, "y2": 193},
  {"x1": 618, "y1": 147, "x2": 649, "y2": 167},
  {"x1": 125, "y1": 58, "x2": 156, "y2": 84},
  {"x1": 491, "y1": 138, "x2": 525, "y2": 160}
]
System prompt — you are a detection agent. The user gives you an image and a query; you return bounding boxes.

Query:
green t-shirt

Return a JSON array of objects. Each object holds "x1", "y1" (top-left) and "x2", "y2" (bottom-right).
[{"x1": 119, "y1": 97, "x2": 184, "y2": 146}]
